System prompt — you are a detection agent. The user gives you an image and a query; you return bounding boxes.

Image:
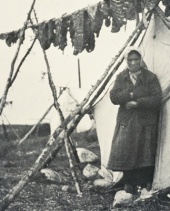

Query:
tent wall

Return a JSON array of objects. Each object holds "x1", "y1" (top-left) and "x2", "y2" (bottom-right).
[
  {"x1": 93, "y1": 59, "x2": 127, "y2": 166},
  {"x1": 93, "y1": 85, "x2": 119, "y2": 166},
  {"x1": 140, "y1": 14, "x2": 170, "y2": 190}
]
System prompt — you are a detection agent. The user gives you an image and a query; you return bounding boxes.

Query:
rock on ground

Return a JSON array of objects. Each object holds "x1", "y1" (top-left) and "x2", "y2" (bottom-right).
[
  {"x1": 76, "y1": 148, "x2": 98, "y2": 163},
  {"x1": 113, "y1": 190, "x2": 133, "y2": 208},
  {"x1": 83, "y1": 164, "x2": 99, "y2": 179}
]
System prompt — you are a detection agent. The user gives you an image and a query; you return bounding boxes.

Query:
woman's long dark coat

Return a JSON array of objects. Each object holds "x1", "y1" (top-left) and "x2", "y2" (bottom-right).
[{"x1": 107, "y1": 67, "x2": 162, "y2": 171}]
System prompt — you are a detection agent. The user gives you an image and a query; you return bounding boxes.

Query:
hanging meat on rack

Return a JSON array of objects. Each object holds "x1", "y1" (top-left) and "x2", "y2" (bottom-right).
[
  {"x1": 53, "y1": 17, "x2": 69, "y2": 51},
  {"x1": 100, "y1": 0, "x2": 111, "y2": 27},
  {"x1": 70, "y1": 10, "x2": 85, "y2": 55},
  {"x1": 134, "y1": 0, "x2": 143, "y2": 13},
  {"x1": 37, "y1": 21, "x2": 52, "y2": 50},
  {"x1": 5, "y1": 29, "x2": 24, "y2": 47},
  {"x1": 109, "y1": 0, "x2": 126, "y2": 33},
  {"x1": 124, "y1": 1, "x2": 136, "y2": 21},
  {"x1": 100, "y1": 0, "x2": 110, "y2": 18},
  {"x1": 53, "y1": 19, "x2": 62, "y2": 47},
  {"x1": 47, "y1": 19, "x2": 55, "y2": 44},
  {"x1": 59, "y1": 17, "x2": 69, "y2": 51},
  {"x1": 87, "y1": 3, "x2": 104, "y2": 37},
  {"x1": 84, "y1": 11, "x2": 95, "y2": 53},
  {"x1": 69, "y1": 17, "x2": 75, "y2": 45}
]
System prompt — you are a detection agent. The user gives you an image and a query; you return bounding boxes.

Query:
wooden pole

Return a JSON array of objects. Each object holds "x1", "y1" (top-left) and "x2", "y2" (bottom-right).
[
  {"x1": 78, "y1": 58, "x2": 81, "y2": 88},
  {"x1": 32, "y1": 8, "x2": 82, "y2": 194},
  {"x1": 44, "y1": 50, "x2": 82, "y2": 194},
  {"x1": 64, "y1": 131, "x2": 82, "y2": 196},
  {"x1": 9, "y1": 37, "x2": 37, "y2": 88},
  {"x1": 0, "y1": 0, "x2": 37, "y2": 116},
  {"x1": 32, "y1": 10, "x2": 80, "y2": 167}
]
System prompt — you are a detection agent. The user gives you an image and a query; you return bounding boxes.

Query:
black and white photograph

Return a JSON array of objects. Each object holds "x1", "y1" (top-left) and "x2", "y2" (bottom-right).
[{"x1": 0, "y1": 0, "x2": 170, "y2": 210}]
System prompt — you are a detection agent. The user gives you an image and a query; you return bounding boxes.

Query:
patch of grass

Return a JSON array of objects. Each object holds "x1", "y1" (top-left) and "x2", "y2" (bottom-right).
[
  {"x1": 0, "y1": 123, "x2": 50, "y2": 141},
  {"x1": 1, "y1": 128, "x2": 169, "y2": 210}
]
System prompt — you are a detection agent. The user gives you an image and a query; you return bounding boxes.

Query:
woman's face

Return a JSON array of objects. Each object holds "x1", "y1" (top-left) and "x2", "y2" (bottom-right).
[{"x1": 127, "y1": 52, "x2": 141, "y2": 72}]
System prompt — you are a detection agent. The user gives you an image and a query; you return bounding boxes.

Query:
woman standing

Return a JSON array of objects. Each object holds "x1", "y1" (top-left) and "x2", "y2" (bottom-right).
[{"x1": 107, "y1": 46, "x2": 162, "y2": 192}]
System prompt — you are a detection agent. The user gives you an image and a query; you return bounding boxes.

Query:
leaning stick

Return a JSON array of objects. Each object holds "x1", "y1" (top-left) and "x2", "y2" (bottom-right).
[
  {"x1": 33, "y1": 7, "x2": 86, "y2": 185},
  {"x1": 33, "y1": 9, "x2": 81, "y2": 167},
  {"x1": 0, "y1": 15, "x2": 149, "y2": 211},
  {"x1": 43, "y1": 42, "x2": 82, "y2": 195},
  {"x1": 9, "y1": 36, "x2": 37, "y2": 88},
  {"x1": 32, "y1": 11, "x2": 81, "y2": 169},
  {"x1": 0, "y1": 0, "x2": 37, "y2": 116},
  {"x1": 64, "y1": 131, "x2": 82, "y2": 196},
  {"x1": 44, "y1": 53, "x2": 81, "y2": 165}
]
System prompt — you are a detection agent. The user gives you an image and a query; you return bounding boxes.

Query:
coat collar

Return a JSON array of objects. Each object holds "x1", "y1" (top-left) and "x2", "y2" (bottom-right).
[{"x1": 123, "y1": 67, "x2": 146, "y2": 83}]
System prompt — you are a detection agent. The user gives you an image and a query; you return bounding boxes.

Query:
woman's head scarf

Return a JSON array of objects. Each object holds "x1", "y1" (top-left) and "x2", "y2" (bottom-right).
[{"x1": 124, "y1": 46, "x2": 147, "y2": 68}]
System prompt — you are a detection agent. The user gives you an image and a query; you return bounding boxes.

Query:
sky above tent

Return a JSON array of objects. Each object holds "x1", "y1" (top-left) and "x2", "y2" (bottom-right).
[{"x1": 0, "y1": 0, "x2": 137, "y2": 124}]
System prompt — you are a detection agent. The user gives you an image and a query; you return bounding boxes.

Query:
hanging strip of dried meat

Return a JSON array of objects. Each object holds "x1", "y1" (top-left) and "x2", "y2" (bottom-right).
[
  {"x1": 109, "y1": 0, "x2": 139, "y2": 32},
  {"x1": 124, "y1": 1, "x2": 136, "y2": 20},
  {"x1": 84, "y1": 11, "x2": 95, "y2": 53},
  {"x1": 109, "y1": 1, "x2": 123, "y2": 32},
  {"x1": 48, "y1": 19, "x2": 55, "y2": 45},
  {"x1": 70, "y1": 10, "x2": 85, "y2": 55},
  {"x1": 100, "y1": 1, "x2": 111, "y2": 27},
  {"x1": 87, "y1": 3, "x2": 104, "y2": 37},
  {"x1": 5, "y1": 29, "x2": 24, "y2": 47},
  {"x1": 53, "y1": 19, "x2": 62, "y2": 47},
  {"x1": 53, "y1": 17, "x2": 69, "y2": 51},
  {"x1": 110, "y1": 0, "x2": 126, "y2": 25},
  {"x1": 134, "y1": 0, "x2": 143, "y2": 13},
  {"x1": 37, "y1": 21, "x2": 51, "y2": 50},
  {"x1": 111, "y1": 14, "x2": 121, "y2": 32},
  {"x1": 59, "y1": 17, "x2": 69, "y2": 51},
  {"x1": 100, "y1": 0, "x2": 110, "y2": 18}
]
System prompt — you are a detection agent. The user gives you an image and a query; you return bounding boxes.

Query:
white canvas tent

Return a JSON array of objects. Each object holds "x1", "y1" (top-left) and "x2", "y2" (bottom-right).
[
  {"x1": 49, "y1": 87, "x2": 95, "y2": 134},
  {"x1": 140, "y1": 13, "x2": 170, "y2": 190},
  {"x1": 93, "y1": 12, "x2": 170, "y2": 190}
]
